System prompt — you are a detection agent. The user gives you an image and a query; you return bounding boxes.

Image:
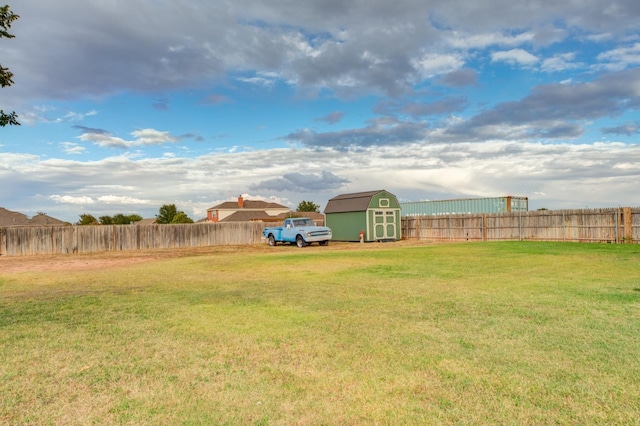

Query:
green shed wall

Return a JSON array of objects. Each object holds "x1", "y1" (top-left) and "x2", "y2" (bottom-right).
[
  {"x1": 368, "y1": 192, "x2": 400, "y2": 209},
  {"x1": 326, "y1": 211, "x2": 366, "y2": 241}
]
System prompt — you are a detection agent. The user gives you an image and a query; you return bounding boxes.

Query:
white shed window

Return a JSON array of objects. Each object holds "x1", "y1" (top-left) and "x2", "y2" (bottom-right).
[{"x1": 379, "y1": 198, "x2": 390, "y2": 207}]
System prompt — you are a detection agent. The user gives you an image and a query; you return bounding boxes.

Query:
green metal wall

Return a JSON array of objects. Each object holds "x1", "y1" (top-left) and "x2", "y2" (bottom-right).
[
  {"x1": 400, "y1": 196, "x2": 528, "y2": 216},
  {"x1": 326, "y1": 211, "x2": 366, "y2": 241}
]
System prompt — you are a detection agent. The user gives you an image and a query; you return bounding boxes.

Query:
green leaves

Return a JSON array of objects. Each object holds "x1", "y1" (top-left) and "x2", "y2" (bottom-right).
[
  {"x1": 0, "y1": 5, "x2": 19, "y2": 127},
  {"x1": 156, "y1": 204, "x2": 193, "y2": 224},
  {"x1": 296, "y1": 200, "x2": 320, "y2": 212}
]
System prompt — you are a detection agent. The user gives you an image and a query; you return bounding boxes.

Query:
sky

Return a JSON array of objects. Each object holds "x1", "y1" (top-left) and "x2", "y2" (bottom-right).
[{"x1": 1, "y1": 0, "x2": 640, "y2": 223}]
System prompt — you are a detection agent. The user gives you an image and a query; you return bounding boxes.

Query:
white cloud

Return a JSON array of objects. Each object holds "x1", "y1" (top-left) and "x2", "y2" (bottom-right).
[
  {"x1": 586, "y1": 33, "x2": 613, "y2": 42},
  {"x1": 61, "y1": 142, "x2": 86, "y2": 155},
  {"x1": 16, "y1": 107, "x2": 100, "y2": 125},
  {"x1": 78, "y1": 132, "x2": 131, "y2": 149},
  {"x1": 50, "y1": 195, "x2": 95, "y2": 204},
  {"x1": 411, "y1": 53, "x2": 465, "y2": 79},
  {"x1": 97, "y1": 195, "x2": 152, "y2": 205},
  {"x1": 445, "y1": 31, "x2": 535, "y2": 49},
  {"x1": 131, "y1": 129, "x2": 178, "y2": 145},
  {"x1": 78, "y1": 128, "x2": 179, "y2": 149},
  {"x1": 236, "y1": 75, "x2": 277, "y2": 88},
  {"x1": 540, "y1": 52, "x2": 583, "y2": 72},
  {"x1": 597, "y1": 42, "x2": 640, "y2": 68},
  {"x1": 491, "y1": 49, "x2": 539, "y2": 66}
]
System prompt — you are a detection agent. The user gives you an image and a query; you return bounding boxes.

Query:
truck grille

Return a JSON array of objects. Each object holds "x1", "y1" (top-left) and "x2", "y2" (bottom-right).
[{"x1": 309, "y1": 230, "x2": 330, "y2": 237}]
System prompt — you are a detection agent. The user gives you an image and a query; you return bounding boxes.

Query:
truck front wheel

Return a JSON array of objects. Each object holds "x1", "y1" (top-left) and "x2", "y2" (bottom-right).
[
  {"x1": 268, "y1": 235, "x2": 276, "y2": 246},
  {"x1": 319, "y1": 240, "x2": 329, "y2": 246},
  {"x1": 296, "y1": 235, "x2": 306, "y2": 248}
]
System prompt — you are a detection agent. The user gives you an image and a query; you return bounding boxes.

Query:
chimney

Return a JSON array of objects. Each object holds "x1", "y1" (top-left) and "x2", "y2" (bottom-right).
[{"x1": 238, "y1": 195, "x2": 244, "y2": 208}]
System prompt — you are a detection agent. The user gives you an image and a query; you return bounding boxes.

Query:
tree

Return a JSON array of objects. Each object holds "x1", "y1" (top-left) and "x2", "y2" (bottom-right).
[
  {"x1": 156, "y1": 204, "x2": 193, "y2": 224},
  {"x1": 0, "y1": 5, "x2": 19, "y2": 127},
  {"x1": 156, "y1": 204, "x2": 178, "y2": 224},
  {"x1": 171, "y1": 211, "x2": 194, "y2": 224},
  {"x1": 128, "y1": 214, "x2": 143, "y2": 223},
  {"x1": 99, "y1": 215, "x2": 113, "y2": 225},
  {"x1": 111, "y1": 213, "x2": 143, "y2": 224},
  {"x1": 297, "y1": 200, "x2": 320, "y2": 212},
  {"x1": 77, "y1": 214, "x2": 99, "y2": 225},
  {"x1": 98, "y1": 213, "x2": 142, "y2": 224}
]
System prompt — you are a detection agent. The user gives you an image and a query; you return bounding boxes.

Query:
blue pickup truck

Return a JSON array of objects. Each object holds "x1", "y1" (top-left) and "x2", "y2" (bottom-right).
[{"x1": 263, "y1": 217, "x2": 332, "y2": 248}]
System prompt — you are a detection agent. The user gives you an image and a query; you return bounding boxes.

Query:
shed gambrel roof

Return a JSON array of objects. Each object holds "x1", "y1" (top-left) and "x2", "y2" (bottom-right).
[{"x1": 324, "y1": 190, "x2": 389, "y2": 214}]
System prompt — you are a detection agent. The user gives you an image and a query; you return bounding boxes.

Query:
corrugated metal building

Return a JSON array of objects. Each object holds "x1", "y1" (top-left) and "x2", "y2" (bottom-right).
[
  {"x1": 325, "y1": 190, "x2": 402, "y2": 242},
  {"x1": 400, "y1": 196, "x2": 528, "y2": 216}
]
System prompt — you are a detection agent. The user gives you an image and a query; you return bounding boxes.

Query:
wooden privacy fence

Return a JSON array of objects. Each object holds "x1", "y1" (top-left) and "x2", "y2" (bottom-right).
[
  {"x1": 3, "y1": 208, "x2": 639, "y2": 257},
  {"x1": 402, "y1": 207, "x2": 640, "y2": 243},
  {"x1": 0, "y1": 222, "x2": 267, "y2": 257}
]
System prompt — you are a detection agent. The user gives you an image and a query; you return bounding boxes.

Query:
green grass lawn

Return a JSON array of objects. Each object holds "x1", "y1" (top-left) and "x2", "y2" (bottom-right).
[{"x1": 1, "y1": 242, "x2": 640, "y2": 425}]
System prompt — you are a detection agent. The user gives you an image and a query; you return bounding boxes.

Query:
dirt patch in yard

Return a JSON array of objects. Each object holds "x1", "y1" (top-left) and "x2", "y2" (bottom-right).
[{"x1": 0, "y1": 240, "x2": 437, "y2": 273}]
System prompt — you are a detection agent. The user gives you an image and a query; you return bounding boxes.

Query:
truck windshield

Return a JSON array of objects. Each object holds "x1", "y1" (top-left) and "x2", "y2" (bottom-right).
[{"x1": 292, "y1": 219, "x2": 314, "y2": 227}]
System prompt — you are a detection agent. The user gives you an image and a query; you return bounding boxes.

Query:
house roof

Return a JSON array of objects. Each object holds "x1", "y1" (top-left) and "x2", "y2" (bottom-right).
[
  {"x1": 273, "y1": 211, "x2": 325, "y2": 224},
  {"x1": 0, "y1": 207, "x2": 68, "y2": 227},
  {"x1": 26, "y1": 213, "x2": 69, "y2": 226},
  {"x1": 221, "y1": 210, "x2": 271, "y2": 222},
  {"x1": 324, "y1": 190, "x2": 387, "y2": 214},
  {"x1": 208, "y1": 199, "x2": 288, "y2": 211},
  {"x1": 135, "y1": 218, "x2": 157, "y2": 225},
  {"x1": 0, "y1": 207, "x2": 29, "y2": 226},
  {"x1": 272, "y1": 211, "x2": 321, "y2": 218}
]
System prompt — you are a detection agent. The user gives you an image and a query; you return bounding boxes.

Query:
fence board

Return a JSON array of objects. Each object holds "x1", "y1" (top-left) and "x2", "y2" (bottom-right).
[
  {"x1": 0, "y1": 222, "x2": 268, "y2": 257},
  {"x1": 401, "y1": 207, "x2": 640, "y2": 244}
]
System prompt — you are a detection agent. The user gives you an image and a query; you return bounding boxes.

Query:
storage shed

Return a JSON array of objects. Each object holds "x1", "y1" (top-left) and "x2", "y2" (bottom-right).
[{"x1": 325, "y1": 190, "x2": 402, "y2": 242}]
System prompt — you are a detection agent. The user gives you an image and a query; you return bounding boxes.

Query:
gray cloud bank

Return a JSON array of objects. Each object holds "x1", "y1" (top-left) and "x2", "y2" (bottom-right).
[{"x1": 7, "y1": 0, "x2": 640, "y2": 104}]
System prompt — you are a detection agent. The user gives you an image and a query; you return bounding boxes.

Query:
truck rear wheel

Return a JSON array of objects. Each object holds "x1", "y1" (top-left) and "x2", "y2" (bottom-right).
[
  {"x1": 268, "y1": 235, "x2": 276, "y2": 246},
  {"x1": 296, "y1": 235, "x2": 306, "y2": 248}
]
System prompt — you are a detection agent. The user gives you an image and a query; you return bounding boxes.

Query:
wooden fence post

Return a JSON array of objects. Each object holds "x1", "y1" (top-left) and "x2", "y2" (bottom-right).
[
  {"x1": 623, "y1": 207, "x2": 633, "y2": 243},
  {"x1": 483, "y1": 214, "x2": 487, "y2": 242},
  {"x1": 615, "y1": 208, "x2": 620, "y2": 244}
]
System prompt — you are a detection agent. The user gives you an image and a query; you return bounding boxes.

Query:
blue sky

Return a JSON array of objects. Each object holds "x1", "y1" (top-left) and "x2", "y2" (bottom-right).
[{"x1": 1, "y1": 0, "x2": 640, "y2": 223}]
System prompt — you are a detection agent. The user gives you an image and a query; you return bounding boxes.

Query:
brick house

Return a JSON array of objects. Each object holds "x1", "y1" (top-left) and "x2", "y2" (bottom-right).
[{"x1": 206, "y1": 196, "x2": 291, "y2": 223}]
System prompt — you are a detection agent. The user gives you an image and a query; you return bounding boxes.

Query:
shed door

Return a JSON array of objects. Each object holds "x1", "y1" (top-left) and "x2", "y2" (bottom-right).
[{"x1": 373, "y1": 210, "x2": 396, "y2": 240}]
